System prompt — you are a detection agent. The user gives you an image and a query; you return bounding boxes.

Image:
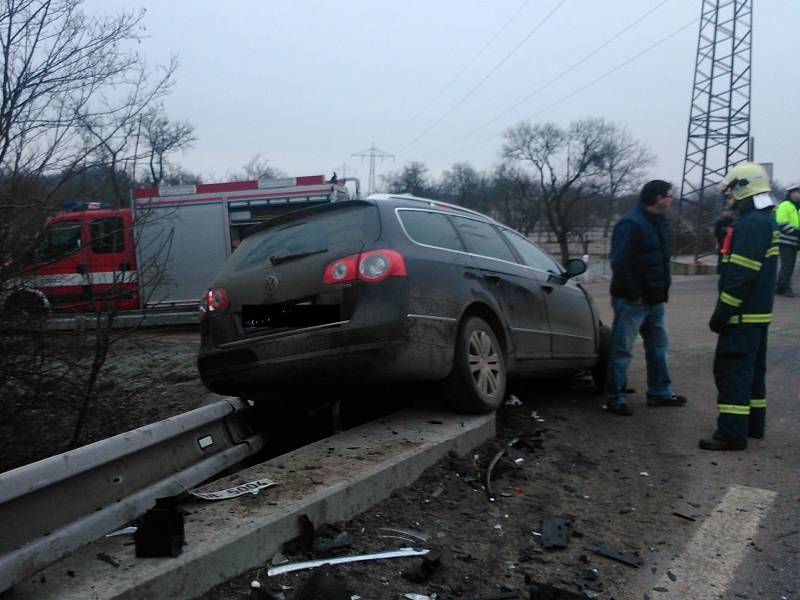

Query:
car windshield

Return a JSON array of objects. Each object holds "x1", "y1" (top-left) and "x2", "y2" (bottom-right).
[{"x1": 230, "y1": 204, "x2": 380, "y2": 272}]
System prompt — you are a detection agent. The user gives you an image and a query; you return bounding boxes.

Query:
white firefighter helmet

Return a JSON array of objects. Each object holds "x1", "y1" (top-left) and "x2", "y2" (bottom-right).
[{"x1": 719, "y1": 162, "x2": 772, "y2": 202}]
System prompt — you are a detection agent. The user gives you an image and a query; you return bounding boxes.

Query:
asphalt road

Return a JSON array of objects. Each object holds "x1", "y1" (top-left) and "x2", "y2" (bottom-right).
[{"x1": 581, "y1": 275, "x2": 799, "y2": 599}]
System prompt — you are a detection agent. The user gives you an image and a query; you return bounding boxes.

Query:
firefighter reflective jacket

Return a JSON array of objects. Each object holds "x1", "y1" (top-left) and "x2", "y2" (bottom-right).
[
  {"x1": 775, "y1": 198, "x2": 800, "y2": 247},
  {"x1": 712, "y1": 199, "x2": 778, "y2": 326}
]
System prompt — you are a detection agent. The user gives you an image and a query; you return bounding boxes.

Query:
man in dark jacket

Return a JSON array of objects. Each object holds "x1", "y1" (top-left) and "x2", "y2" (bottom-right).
[
  {"x1": 700, "y1": 162, "x2": 778, "y2": 450},
  {"x1": 604, "y1": 179, "x2": 687, "y2": 415}
]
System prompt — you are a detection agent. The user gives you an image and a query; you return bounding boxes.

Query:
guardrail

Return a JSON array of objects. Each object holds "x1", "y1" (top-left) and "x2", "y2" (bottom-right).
[{"x1": 0, "y1": 397, "x2": 267, "y2": 593}]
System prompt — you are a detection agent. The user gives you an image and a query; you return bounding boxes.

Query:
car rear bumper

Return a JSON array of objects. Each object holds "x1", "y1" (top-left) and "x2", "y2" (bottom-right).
[{"x1": 198, "y1": 314, "x2": 456, "y2": 398}]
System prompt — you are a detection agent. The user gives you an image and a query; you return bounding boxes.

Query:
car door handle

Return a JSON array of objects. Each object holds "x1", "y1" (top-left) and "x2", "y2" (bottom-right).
[
  {"x1": 540, "y1": 284, "x2": 554, "y2": 294},
  {"x1": 483, "y1": 273, "x2": 501, "y2": 284}
]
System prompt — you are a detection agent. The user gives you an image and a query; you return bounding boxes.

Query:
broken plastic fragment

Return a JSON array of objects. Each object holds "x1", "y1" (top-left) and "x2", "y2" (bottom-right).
[
  {"x1": 271, "y1": 552, "x2": 288, "y2": 565},
  {"x1": 267, "y1": 547, "x2": 430, "y2": 576},
  {"x1": 377, "y1": 527, "x2": 430, "y2": 542}
]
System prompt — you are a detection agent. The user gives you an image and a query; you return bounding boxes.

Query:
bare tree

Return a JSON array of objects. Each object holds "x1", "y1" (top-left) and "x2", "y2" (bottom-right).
[
  {"x1": 502, "y1": 119, "x2": 608, "y2": 264},
  {"x1": 0, "y1": 0, "x2": 186, "y2": 457},
  {"x1": 488, "y1": 162, "x2": 541, "y2": 235},
  {"x1": 142, "y1": 110, "x2": 196, "y2": 186},
  {"x1": 380, "y1": 161, "x2": 437, "y2": 197},
  {"x1": 596, "y1": 125, "x2": 656, "y2": 238},
  {"x1": 439, "y1": 162, "x2": 484, "y2": 210},
  {"x1": 227, "y1": 154, "x2": 285, "y2": 182}
]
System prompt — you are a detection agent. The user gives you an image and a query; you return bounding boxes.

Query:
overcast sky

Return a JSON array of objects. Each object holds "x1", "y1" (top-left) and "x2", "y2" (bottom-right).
[{"x1": 85, "y1": 0, "x2": 800, "y2": 191}]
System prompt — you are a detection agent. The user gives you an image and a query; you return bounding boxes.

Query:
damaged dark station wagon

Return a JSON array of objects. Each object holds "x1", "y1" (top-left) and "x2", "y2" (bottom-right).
[{"x1": 198, "y1": 194, "x2": 609, "y2": 414}]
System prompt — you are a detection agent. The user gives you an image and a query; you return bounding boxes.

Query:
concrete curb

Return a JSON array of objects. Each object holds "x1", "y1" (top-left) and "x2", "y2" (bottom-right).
[{"x1": 7, "y1": 407, "x2": 495, "y2": 600}]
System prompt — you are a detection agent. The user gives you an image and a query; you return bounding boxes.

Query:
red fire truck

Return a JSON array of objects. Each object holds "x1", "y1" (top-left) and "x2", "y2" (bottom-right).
[{"x1": 4, "y1": 175, "x2": 354, "y2": 322}]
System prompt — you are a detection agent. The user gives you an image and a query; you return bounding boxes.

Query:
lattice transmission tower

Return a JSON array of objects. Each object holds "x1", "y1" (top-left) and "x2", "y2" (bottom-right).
[
  {"x1": 680, "y1": 0, "x2": 753, "y2": 209},
  {"x1": 352, "y1": 143, "x2": 395, "y2": 196}
]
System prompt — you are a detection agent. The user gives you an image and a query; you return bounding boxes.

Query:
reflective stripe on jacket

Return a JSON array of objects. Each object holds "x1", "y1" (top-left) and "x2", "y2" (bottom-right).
[{"x1": 712, "y1": 200, "x2": 778, "y2": 325}]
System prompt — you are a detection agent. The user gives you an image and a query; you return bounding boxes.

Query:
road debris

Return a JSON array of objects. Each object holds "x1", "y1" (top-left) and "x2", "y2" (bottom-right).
[
  {"x1": 486, "y1": 437, "x2": 519, "y2": 501},
  {"x1": 189, "y1": 478, "x2": 278, "y2": 500},
  {"x1": 527, "y1": 581, "x2": 584, "y2": 599},
  {"x1": 291, "y1": 565, "x2": 351, "y2": 599},
  {"x1": 105, "y1": 525, "x2": 137, "y2": 537},
  {"x1": 95, "y1": 552, "x2": 120, "y2": 568},
  {"x1": 541, "y1": 515, "x2": 574, "y2": 549},
  {"x1": 505, "y1": 395, "x2": 523, "y2": 406},
  {"x1": 402, "y1": 545, "x2": 442, "y2": 583},
  {"x1": 134, "y1": 496, "x2": 185, "y2": 558},
  {"x1": 589, "y1": 543, "x2": 643, "y2": 567},
  {"x1": 283, "y1": 515, "x2": 315, "y2": 555},
  {"x1": 531, "y1": 411, "x2": 545, "y2": 423},
  {"x1": 671, "y1": 511, "x2": 697, "y2": 522},
  {"x1": 312, "y1": 523, "x2": 350, "y2": 555},
  {"x1": 267, "y1": 547, "x2": 431, "y2": 576}
]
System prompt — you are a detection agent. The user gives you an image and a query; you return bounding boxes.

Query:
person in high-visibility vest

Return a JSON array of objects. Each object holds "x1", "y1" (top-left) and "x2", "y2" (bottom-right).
[
  {"x1": 775, "y1": 183, "x2": 800, "y2": 296},
  {"x1": 699, "y1": 162, "x2": 778, "y2": 451}
]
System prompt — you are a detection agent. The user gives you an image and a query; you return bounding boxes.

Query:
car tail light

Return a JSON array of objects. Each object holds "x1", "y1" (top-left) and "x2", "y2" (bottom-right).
[
  {"x1": 199, "y1": 287, "x2": 229, "y2": 320},
  {"x1": 323, "y1": 255, "x2": 359, "y2": 284},
  {"x1": 323, "y1": 249, "x2": 407, "y2": 285}
]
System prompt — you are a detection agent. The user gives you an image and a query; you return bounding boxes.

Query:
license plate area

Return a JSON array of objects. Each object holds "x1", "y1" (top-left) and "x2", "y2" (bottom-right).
[{"x1": 242, "y1": 302, "x2": 341, "y2": 330}]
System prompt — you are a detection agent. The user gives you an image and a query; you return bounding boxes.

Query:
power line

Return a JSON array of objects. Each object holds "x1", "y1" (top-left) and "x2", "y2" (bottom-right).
[
  {"x1": 396, "y1": 0, "x2": 568, "y2": 155},
  {"x1": 404, "y1": 0, "x2": 532, "y2": 126},
  {"x1": 427, "y1": 16, "x2": 698, "y2": 164},
  {"x1": 423, "y1": 0, "x2": 673, "y2": 160}
]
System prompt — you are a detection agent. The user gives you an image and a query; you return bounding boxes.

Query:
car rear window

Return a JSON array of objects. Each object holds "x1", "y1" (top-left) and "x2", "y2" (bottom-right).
[
  {"x1": 397, "y1": 209, "x2": 464, "y2": 251},
  {"x1": 230, "y1": 204, "x2": 380, "y2": 272}
]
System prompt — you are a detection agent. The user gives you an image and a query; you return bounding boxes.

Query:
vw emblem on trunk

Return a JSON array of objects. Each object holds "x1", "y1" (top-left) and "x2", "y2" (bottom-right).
[{"x1": 265, "y1": 275, "x2": 279, "y2": 292}]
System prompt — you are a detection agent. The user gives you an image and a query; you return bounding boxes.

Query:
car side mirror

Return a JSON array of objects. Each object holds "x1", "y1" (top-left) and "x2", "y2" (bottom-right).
[{"x1": 564, "y1": 258, "x2": 587, "y2": 280}]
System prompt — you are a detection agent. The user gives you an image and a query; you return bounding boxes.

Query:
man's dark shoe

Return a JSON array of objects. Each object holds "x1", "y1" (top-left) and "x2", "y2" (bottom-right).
[
  {"x1": 646, "y1": 394, "x2": 688, "y2": 407},
  {"x1": 604, "y1": 402, "x2": 633, "y2": 416},
  {"x1": 698, "y1": 437, "x2": 746, "y2": 451}
]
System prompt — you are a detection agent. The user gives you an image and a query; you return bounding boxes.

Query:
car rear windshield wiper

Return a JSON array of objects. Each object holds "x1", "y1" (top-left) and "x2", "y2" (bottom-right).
[{"x1": 270, "y1": 248, "x2": 328, "y2": 265}]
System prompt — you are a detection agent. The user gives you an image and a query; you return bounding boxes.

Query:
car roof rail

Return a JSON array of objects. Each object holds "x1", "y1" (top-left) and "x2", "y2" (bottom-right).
[{"x1": 367, "y1": 193, "x2": 498, "y2": 223}]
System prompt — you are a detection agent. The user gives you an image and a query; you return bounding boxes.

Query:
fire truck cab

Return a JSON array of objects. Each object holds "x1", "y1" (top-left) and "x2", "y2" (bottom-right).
[{"x1": 6, "y1": 203, "x2": 137, "y2": 313}]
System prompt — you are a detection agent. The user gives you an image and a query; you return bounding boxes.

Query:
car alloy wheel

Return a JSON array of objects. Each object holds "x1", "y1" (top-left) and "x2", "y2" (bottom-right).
[
  {"x1": 467, "y1": 328, "x2": 502, "y2": 398},
  {"x1": 444, "y1": 316, "x2": 506, "y2": 414}
]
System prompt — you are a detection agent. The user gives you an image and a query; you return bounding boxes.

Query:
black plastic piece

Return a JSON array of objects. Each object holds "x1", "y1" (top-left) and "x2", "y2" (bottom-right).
[
  {"x1": 589, "y1": 543, "x2": 643, "y2": 567},
  {"x1": 283, "y1": 514, "x2": 315, "y2": 555},
  {"x1": 528, "y1": 581, "x2": 584, "y2": 599},
  {"x1": 134, "y1": 497, "x2": 185, "y2": 558},
  {"x1": 541, "y1": 515, "x2": 573, "y2": 549}
]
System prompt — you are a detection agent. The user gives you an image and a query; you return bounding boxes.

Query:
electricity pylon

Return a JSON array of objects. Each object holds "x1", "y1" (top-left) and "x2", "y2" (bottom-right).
[
  {"x1": 680, "y1": 0, "x2": 753, "y2": 208},
  {"x1": 351, "y1": 143, "x2": 395, "y2": 196}
]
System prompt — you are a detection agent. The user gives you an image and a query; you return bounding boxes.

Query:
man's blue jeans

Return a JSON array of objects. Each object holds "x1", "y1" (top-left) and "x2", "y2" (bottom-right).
[{"x1": 606, "y1": 297, "x2": 673, "y2": 405}]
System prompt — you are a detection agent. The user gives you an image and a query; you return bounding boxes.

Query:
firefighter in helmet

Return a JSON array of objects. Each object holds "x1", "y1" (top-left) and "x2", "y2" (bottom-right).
[{"x1": 699, "y1": 161, "x2": 779, "y2": 451}]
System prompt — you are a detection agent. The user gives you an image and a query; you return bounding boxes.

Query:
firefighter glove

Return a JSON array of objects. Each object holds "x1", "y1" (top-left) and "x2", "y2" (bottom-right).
[{"x1": 708, "y1": 316, "x2": 728, "y2": 334}]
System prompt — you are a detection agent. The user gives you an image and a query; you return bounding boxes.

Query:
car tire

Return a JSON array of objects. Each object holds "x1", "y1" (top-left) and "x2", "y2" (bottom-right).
[
  {"x1": 591, "y1": 322, "x2": 611, "y2": 395},
  {"x1": 444, "y1": 316, "x2": 506, "y2": 414},
  {"x1": 3, "y1": 290, "x2": 49, "y2": 318}
]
